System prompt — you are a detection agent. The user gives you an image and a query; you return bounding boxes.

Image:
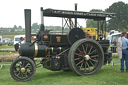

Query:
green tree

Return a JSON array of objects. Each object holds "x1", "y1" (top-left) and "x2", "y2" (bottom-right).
[
  {"x1": 13, "y1": 25, "x2": 18, "y2": 29},
  {"x1": 18, "y1": 26, "x2": 22, "y2": 29},
  {"x1": 106, "y1": 1, "x2": 128, "y2": 31},
  {"x1": 86, "y1": 9, "x2": 103, "y2": 28},
  {"x1": 31, "y1": 23, "x2": 39, "y2": 32}
]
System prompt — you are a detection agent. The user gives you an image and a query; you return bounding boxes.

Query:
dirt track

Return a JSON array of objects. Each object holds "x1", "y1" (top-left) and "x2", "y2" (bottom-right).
[
  {"x1": 0, "y1": 48, "x2": 16, "y2": 52},
  {"x1": 0, "y1": 54, "x2": 19, "y2": 62}
]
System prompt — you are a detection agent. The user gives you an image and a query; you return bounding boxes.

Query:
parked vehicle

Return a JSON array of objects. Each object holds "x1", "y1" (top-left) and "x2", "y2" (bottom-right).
[
  {"x1": 2, "y1": 38, "x2": 14, "y2": 45},
  {"x1": 13, "y1": 35, "x2": 25, "y2": 45},
  {"x1": 107, "y1": 30, "x2": 120, "y2": 40},
  {"x1": 109, "y1": 33, "x2": 121, "y2": 44},
  {"x1": 0, "y1": 36, "x2": 2, "y2": 46}
]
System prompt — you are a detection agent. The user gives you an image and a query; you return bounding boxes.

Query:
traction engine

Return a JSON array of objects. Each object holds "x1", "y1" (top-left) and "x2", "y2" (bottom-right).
[{"x1": 10, "y1": 5, "x2": 115, "y2": 81}]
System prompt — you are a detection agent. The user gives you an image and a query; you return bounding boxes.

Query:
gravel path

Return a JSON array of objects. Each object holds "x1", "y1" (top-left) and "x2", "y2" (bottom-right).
[{"x1": 0, "y1": 48, "x2": 16, "y2": 52}]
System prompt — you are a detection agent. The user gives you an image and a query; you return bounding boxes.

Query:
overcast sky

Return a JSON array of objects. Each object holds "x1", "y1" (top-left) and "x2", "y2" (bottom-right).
[{"x1": 0, "y1": 0, "x2": 128, "y2": 28}]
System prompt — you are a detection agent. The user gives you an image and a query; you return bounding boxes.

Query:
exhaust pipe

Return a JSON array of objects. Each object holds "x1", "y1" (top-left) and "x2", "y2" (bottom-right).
[
  {"x1": 40, "y1": 7, "x2": 45, "y2": 31},
  {"x1": 24, "y1": 9, "x2": 31, "y2": 43}
]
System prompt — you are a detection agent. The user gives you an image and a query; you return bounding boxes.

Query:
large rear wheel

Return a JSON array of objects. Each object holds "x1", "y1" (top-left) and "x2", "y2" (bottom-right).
[{"x1": 68, "y1": 39, "x2": 104, "y2": 75}]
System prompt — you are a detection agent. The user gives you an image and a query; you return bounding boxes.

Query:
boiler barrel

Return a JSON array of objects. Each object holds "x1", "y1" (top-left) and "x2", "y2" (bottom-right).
[{"x1": 19, "y1": 43, "x2": 63, "y2": 57}]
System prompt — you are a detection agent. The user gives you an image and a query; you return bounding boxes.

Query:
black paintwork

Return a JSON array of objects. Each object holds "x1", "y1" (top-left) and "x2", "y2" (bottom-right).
[{"x1": 18, "y1": 7, "x2": 114, "y2": 71}]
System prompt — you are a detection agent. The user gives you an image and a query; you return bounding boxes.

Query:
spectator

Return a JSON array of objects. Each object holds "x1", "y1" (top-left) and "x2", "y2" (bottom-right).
[
  {"x1": 118, "y1": 32, "x2": 128, "y2": 72},
  {"x1": 18, "y1": 37, "x2": 24, "y2": 44}
]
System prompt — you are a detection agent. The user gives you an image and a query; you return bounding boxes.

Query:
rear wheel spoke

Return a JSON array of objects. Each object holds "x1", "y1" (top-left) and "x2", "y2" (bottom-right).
[
  {"x1": 84, "y1": 62, "x2": 87, "y2": 71},
  {"x1": 89, "y1": 50, "x2": 96, "y2": 55},
  {"x1": 74, "y1": 58, "x2": 81, "y2": 60},
  {"x1": 75, "y1": 53, "x2": 82, "y2": 56},
  {"x1": 86, "y1": 62, "x2": 90, "y2": 70},
  {"x1": 76, "y1": 60, "x2": 84, "y2": 66},
  {"x1": 90, "y1": 55, "x2": 98, "y2": 58},
  {"x1": 86, "y1": 44, "x2": 88, "y2": 53},
  {"x1": 82, "y1": 44, "x2": 86, "y2": 54},
  {"x1": 80, "y1": 62, "x2": 84, "y2": 69},
  {"x1": 78, "y1": 48, "x2": 82, "y2": 53},
  {"x1": 88, "y1": 46, "x2": 93, "y2": 54},
  {"x1": 89, "y1": 60, "x2": 95, "y2": 67},
  {"x1": 90, "y1": 59, "x2": 98, "y2": 63}
]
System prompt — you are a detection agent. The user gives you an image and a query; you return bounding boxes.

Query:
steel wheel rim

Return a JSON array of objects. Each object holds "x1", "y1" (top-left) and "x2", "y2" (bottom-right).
[
  {"x1": 73, "y1": 42, "x2": 101, "y2": 73},
  {"x1": 12, "y1": 59, "x2": 34, "y2": 80}
]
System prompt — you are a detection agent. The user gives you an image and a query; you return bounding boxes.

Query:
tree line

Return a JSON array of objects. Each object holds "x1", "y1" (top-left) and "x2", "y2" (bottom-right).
[
  {"x1": 1, "y1": 1, "x2": 127, "y2": 32},
  {"x1": 86, "y1": 1, "x2": 128, "y2": 31},
  {"x1": 0, "y1": 23, "x2": 62, "y2": 30}
]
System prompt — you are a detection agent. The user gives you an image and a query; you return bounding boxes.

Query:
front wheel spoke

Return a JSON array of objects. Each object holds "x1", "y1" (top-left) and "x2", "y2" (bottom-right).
[
  {"x1": 21, "y1": 73, "x2": 24, "y2": 77},
  {"x1": 16, "y1": 71, "x2": 21, "y2": 76},
  {"x1": 24, "y1": 72, "x2": 28, "y2": 77},
  {"x1": 74, "y1": 58, "x2": 81, "y2": 60},
  {"x1": 25, "y1": 63, "x2": 30, "y2": 68},
  {"x1": 15, "y1": 66, "x2": 20, "y2": 68},
  {"x1": 75, "y1": 53, "x2": 82, "y2": 57},
  {"x1": 27, "y1": 71, "x2": 32, "y2": 76},
  {"x1": 18, "y1": 62, "x2": 22, "y2": 67},
  {"x1": 22, "y1": 61, "x2": 26, "y2": 67},
  {"x1": 14, "y1": 70, "x2": 19, "y2": 73},
  {"x1": 76, "y1": 60, "x2": 84, "y2": 66},
  {"x1": 26, "y1": 67, "x2": 32, "y2": 71},
  {"x1": 90, "y1": 59, "x2": 98, "y2": 63}
]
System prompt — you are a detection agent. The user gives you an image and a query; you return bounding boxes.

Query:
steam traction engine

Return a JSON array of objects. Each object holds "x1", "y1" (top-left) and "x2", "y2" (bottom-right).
[{"x1": 10, "y1": 5, "x2": 115, "y2": 81}]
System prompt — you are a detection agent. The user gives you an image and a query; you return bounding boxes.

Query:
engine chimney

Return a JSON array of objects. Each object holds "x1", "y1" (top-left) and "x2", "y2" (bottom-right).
[
  {"x1": 24, "y1": 9, "x2": 31, "y2": 43},
  {"x1": 40, "y1": 7, "x2": 45, "y2": 31}
]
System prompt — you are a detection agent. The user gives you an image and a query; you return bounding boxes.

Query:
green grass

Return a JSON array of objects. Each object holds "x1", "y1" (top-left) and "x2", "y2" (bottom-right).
[
  {"x1": 0, "y1": 59, "x2": 128, "y2": 85},
  {"x1": 1, "y1": 32, "x2": 25, "y2": 39},
  {"x1": 0, "y1": 32, "x2": 25, "y2": 35},
  {"x1": 0, "y1": 52, "x2": 17, "y2": 55},
  {"x1": 2, "y1": 35, "x2": 15, "y2": 40},
  {"x1": 0, "y1": 46, "x2": 17, "y2": 55},
  {"x1": 0, "y1": 46, "x2": 14, "y2": 49}
]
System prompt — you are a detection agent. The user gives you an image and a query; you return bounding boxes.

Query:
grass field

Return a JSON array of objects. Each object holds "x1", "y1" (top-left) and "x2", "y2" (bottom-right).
[
  {"x1": 0, "y1": 31, "x2": 35, "y2": 40},
  {"x1": 0, "y1": 46, "x2": 14, "y2": 49},
  {"x1": 2, "y1": 35, "x2": 15, "y2": 40},
  {"x1": 0, "y1": 32, "x2": 25, "y2": 40},
  {"x1": 0, "y1": 52, "x2": 17, "y2": 55},
  {"x1": 0, "y1": 59, "x2": 128, "y2": 85},
  {"x1": 0, "y1": 46, "x2": 17, "y2": 55}
]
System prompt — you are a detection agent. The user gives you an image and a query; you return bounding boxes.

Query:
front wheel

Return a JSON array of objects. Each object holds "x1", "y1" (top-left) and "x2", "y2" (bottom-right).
[
  {"x1": 10, "y1": 57, "x2": 36, "y2": 81},
  {"x1": 68, "y1": 39, "x2": 104, "y2": 76}
]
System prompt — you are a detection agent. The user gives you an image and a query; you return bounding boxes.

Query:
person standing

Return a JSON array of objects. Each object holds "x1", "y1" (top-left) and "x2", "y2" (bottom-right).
[
  {"x1": 18, "y1": 37, "x2": 24, "y2": 44},
  {"x1": 118, "y1": 32, "x2": 128, "y2": 72}
]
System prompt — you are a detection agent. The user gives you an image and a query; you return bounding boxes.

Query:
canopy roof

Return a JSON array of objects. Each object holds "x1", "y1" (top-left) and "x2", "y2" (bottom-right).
[{"x1": 42, "y1": 8, "x2": 115, "y2": 20}]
